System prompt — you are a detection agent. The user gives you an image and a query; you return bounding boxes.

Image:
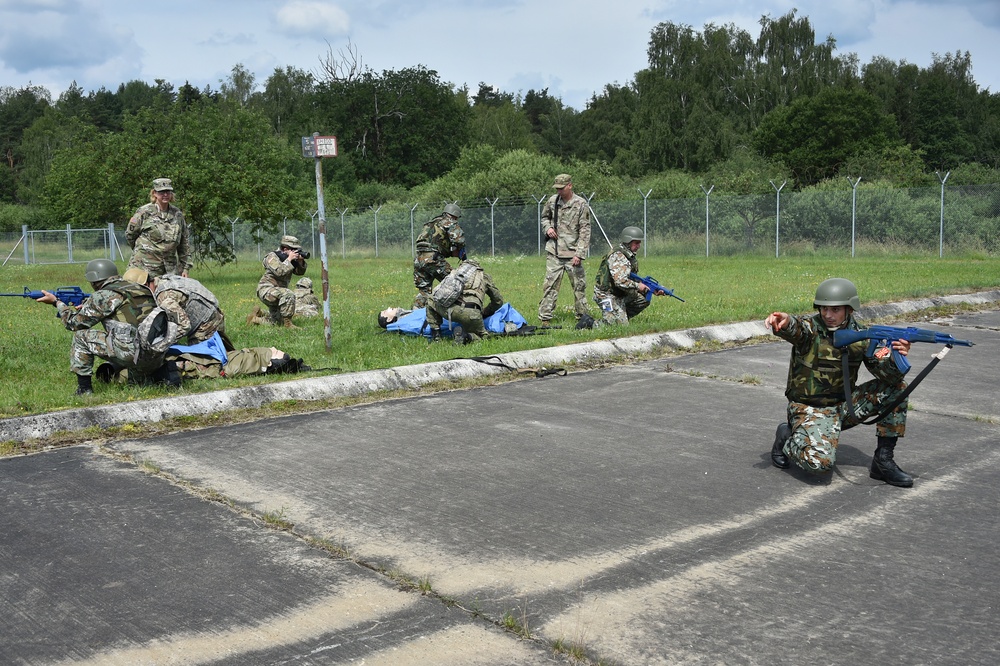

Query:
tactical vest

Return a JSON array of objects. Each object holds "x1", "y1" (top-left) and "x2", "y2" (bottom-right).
[
  {"x1": 460, "y1": 269, "x2": 486, "y2": 308},
  {"x1": 155, "y1": 275, "x2": 219, "y2": 329},
  {"x1": 785, "y1": 314, "x2": 865, "y2": 406},
  {"x1": 104, "y1": 279, "x2": 157, "y2": 326},
  {"x1": 595, "y1": 246, "x2": 637, "y2": 293}
]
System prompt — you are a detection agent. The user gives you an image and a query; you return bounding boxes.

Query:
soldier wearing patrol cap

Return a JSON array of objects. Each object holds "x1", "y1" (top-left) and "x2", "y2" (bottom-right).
[
  {"x1": 255, "y1": 235, "x2": 308, "y2": 328},
  {"x1": 126, "y1": 177, "x2": 193, "y2": 279},
  {"x1": 538, "y1": 173, "x2": 592, "y2": 327},
  {"x1": 766, "y1": 278, "x2": 914, "y2": 487}
]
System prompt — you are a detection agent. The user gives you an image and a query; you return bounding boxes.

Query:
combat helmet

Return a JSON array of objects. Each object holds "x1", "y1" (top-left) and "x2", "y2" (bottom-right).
[
  {"x1": 85, "y1": 259, "x2": 119, "y2": 284},
  {"x1": 814, "y1": 278, "x2": 861, "y2": 311},
  {"x1": 620, "y1": 226, "x2": 644, "y2": 244},
  {"x1": 443, "y1": 203, "x2": 462, "y2": 219}
]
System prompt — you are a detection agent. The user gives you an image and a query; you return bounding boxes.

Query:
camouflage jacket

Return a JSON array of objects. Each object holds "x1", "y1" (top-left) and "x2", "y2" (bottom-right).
[
  {"x1": 415, "y1": 214, "x2": 465, "y2": 256},
  {"x1": 126, "y1": 202, "x2": 193, "y2": 276},
  {"x1": 774, "y1": 312, "x2": 906, "y2": 406},
  {"x1": 257, "y1": 251, "x2": 307, "y2": 295},
  {"x1": 541, "y1": 192, "x2": 591, "y2": 259},
  {"x1": 595, "y1": 244, "x2": 640, "y2": 294},
  {"x1": 56, "y1": 279, "x2": 157, "y2": 357},
  {"x1": 154, "y1": 275, "x2": 222, "y2": 336},
  {"x1": 453, "y1": 260, "x2": 504, "y2": 317}
]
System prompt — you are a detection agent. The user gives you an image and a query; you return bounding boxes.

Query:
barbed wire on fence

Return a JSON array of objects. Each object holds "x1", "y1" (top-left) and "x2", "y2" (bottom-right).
[{"x1": 3, "y1": 185, "x2": 998, "y2": 266}]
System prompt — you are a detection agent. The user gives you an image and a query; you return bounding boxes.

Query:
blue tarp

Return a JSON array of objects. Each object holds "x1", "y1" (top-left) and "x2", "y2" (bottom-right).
[
  {"x1": 387, "y1": 303, "x2": 528, "y2": 338},
  {"x1": 168, "y1": 332, "x2": 229, "y2": 364}
]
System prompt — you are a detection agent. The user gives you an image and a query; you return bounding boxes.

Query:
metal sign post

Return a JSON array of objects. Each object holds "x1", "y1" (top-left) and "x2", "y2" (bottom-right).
[{"x1": 302, "y1": 132, "x2": 338, "y2": 351}]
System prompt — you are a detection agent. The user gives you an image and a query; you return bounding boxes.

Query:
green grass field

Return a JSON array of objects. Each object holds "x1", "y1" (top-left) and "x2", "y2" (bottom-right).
[{"x1": 2, "y1": 253, "x2": 998, "y2": 418}]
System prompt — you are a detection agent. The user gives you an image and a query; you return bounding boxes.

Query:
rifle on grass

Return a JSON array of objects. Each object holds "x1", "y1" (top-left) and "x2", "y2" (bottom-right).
[
  {"x1": 1, "y1": 286, "x2": 90, "y2": 306},
  {"x1": 628, "y1": 273, "x2": 685, "y2": 303}
]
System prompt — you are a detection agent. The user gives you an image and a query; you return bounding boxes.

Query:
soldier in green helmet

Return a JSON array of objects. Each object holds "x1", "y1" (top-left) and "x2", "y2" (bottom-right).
[
  {"x1": 413, "y1": 203, "x2": 465, "y2": 309},
  {"x1": 592, "y1": 226, "x2": 663, "y2": 326},
  {"x1": 34, "y1": 259, "x2": 176, "y2": 395},
  {"x1": 765, "y1": 278, "x2": 914, "y2": 487}
]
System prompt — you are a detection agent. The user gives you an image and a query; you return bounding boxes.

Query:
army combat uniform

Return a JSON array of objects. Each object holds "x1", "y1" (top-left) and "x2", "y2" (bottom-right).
[
  {"x1": 593, "y1": 242, "x2": 649, "y2": 325},
  {"x1": 56, "y1": 278, "x2": 164, "y2": 377},
  {"x1": 126, "y1": 202, "x2": 193, "y2": 278},
  {"x1": 774, "y1": 312, "x2": 908, "y2": 473},
  {"x1": 293, "y1": 277, "x2": 321, "y2": 317},
  {"x1": 413, "y1": 213, "x2": 465, "y2": 309},
  {"x1": 426, "y1": 260, "x2": 504, "y2": 343},
  {"x1": 153, "y1": 274, "x2": 226, "y2": 344},
  {"x1": 257, "y1": 250, "x2": 307, "y2": 325},
  {"x1": 538, "y1": 190, "x2": 591, "y2": 323}
]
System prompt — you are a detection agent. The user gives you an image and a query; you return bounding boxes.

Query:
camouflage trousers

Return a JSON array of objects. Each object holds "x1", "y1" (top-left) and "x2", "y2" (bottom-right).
[
  {"x1": 782, "y1": 378, "x2": 908, "y2": 474},
  {"x1": 538, "y1": 254, "x2": 588, "y2": 322},
  {"x1": 70, "y1": 329, "x2": 162, "y2": 376},
  {"x1": 593, "y1": 288, "x2": 649, "y2": 325},
  {"x1": 426, "y1": 303, "x2": 487, "y2": 341},
  {"x1": 258, "y1": 286, "x2": 296, "y2": 322},
  {"x1": 413, "y1": 252, "x2": 451, "y2": 309}
]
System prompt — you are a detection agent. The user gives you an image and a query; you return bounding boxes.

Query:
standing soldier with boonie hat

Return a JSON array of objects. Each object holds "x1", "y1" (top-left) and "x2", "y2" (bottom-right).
[
  {"x1": 126, "y1": 177, "x2": 193, "y2": 279},
  {"x1": 255, "y1": 235, "x2": 308, "y2": 328},
  {"x1": 538, "y1": 173, "x2": 592, "y2": 327},
  {"x1": 412, "y1": 202, "x2": 465, "y2": 308}
]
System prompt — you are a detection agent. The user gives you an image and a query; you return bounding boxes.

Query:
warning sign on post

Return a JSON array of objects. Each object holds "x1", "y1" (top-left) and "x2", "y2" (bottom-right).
[{"x1": 301, "y1": 135, "x2": 338, "y2": 158}]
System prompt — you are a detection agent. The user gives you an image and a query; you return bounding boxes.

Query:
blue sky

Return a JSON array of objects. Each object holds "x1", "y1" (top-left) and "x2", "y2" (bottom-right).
[{"x1": 2, "y1": 0, "x2": 999, "y2": 110}]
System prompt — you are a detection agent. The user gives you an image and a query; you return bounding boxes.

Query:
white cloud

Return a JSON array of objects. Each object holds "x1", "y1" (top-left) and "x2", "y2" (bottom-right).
[{"x1": 274, "y1": 1, "x2": 350, "y2": 39}]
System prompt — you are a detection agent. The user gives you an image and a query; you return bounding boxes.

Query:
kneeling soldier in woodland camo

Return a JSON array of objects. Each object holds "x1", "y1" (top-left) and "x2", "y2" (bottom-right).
[{"x1": 766, "y1": 278, "x2": 913, "y2": 487}]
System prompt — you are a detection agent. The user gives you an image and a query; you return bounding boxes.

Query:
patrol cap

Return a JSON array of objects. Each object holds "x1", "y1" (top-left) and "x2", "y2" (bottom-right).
[
  {"x1": 152, "y1": 178, "x2": 174, "y2": 191},
  {"x1": 280, "y1": 235, "x2": 302, "y2": 250},
  {"x1": 553, "y1": 173, "x2": 572, "y2": 189},
  {"x1": 122, "y1": 267, "x2": 150, "y2": 285},
  {"x1": 296, "y1": 277, "x2": 313, "y2": 289}
]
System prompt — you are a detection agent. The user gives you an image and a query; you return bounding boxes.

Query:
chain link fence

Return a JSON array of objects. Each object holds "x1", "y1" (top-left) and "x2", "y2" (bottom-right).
[{"x1": 3, "y1": 185, "x2": 998, "y2": 266}]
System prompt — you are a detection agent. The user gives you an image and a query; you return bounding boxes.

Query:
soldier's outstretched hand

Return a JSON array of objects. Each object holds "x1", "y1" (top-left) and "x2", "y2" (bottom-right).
[{"x1": 766, "y1": 311, "x2": 790, "y2": 332}]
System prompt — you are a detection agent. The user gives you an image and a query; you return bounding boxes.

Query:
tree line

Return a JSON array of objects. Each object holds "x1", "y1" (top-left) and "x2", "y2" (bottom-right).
[{"x1": 1, "y1": 10, "x2": 997, "y2": 262}]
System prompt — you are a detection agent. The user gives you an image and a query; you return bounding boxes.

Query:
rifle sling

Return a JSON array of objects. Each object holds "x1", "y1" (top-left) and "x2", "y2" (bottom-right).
[{"x1": 841, "y1": 345, "x2": 951, "y2": 430}]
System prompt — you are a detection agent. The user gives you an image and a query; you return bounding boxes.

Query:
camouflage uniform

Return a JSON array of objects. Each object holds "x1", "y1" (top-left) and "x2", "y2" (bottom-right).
[
  {"x1": 153, "y1": 275, "x2": 225, "y2": 344},
  {"x1": 413, "y1": 213, "x2": 465, "y2": 308},
  {"x1": 170, "y1": 347, "x2": 276, "y2": 379},
  {"x1": 126, "y1": 202, "x2": 193, "y2": 278},
  {"x1": 593, "y1": 243, "x2": 649, "y2": 325},
  {"x1": 56, "y1": 278, "x2": 163, "y2": 376},
  {"x1": 257, "y1": 251, "x2": 307, "y2": 324},
  {"x1": 294, "y1": 277, "x2": 321, "y2": 317},
  {"x1": 426, "y1": 260, "x2": 504, "y2": 342},
  {"x1": 774, "y1": 312, "x2": 909, "y2": 473},
  {"x1": 538, "y1": 191, "x2": 591, "y2": 322}
]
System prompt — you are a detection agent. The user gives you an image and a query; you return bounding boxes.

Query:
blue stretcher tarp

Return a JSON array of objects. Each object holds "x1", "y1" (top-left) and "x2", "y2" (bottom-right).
[
  {"x1": 387, "y1": 303, "x2": 528, "y2": 338},
  {"x1": 168, "y1": 331, "x2": 229, "y2": 364}
]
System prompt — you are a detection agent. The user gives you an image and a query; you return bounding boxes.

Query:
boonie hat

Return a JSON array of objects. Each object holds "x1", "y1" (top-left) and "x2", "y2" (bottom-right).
[
  {"x1": 280, "y1": 235, "x2": 302, "y2": 250},
  {"x1": 152, "y1": 178, "x2": 174, "y2": 192},
  {"x1": 553, "y1": 173, "x2": 572, "y2": 189},
  {"x1": 122, "y1": 267, "x2": 150, "y2": 285}
]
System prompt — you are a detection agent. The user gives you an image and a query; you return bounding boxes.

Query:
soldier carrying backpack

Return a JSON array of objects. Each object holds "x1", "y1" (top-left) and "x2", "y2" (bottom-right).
[{"x1": 426, "y1": 257, "x2": 504, "y2": 344}]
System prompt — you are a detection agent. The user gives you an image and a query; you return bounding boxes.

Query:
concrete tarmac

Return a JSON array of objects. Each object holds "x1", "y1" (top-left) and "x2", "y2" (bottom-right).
[{"x1": 2, "y1": 304, "x2": 998, "y2": 665}]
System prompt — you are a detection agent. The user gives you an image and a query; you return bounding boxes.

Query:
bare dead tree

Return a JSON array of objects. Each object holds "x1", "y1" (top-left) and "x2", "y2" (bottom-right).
[{"x1": 317, "y1": 39, "x2": 365, "y2": 84}]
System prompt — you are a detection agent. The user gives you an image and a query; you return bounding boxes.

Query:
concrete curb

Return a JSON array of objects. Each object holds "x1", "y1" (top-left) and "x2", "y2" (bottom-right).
[{"x1": 4, "y1": 289, "x2": 998, "y2": 443}]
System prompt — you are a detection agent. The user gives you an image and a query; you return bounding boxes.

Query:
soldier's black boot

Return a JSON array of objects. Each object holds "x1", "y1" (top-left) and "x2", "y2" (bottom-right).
[
  {"x1": 870, "y1": 436, "x2": 913, "y2": 487},
  {"x1": 75, "y1": 374, "x2": 93, "y2": 395},
  {"x1": 452, "y1": 325, "x2": 466, "y2": 345},
  {"x1": 771, "y1": 422, "x2": 791, "y2": 469},
  {"x1": 429, "y1": 328, "x2": 442, "y2": 342}
]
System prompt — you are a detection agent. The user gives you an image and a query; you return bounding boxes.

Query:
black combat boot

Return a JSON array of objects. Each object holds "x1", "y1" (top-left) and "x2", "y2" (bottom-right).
[
  {"x1": 452, "y1": 324, "x2": 466, "y2": 345},
  {"x1": 75, "y1": 374, "x2": 93, "y2": 395},
  {"x1": 870, "y1": 436, "x2": 913, "y2": 488},
  {"x1": 771, "y1": 422, "x2": 791, "y2": 469},
  {"x1": 429, "y1": 328, "x2": 442, "y2": 342}
]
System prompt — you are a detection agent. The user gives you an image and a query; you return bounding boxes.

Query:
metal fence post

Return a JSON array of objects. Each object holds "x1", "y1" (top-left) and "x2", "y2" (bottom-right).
[
  {"x1": 936, "y1": 171, "x2": 950, "y2": 258},
  {"x1": 66, "y1": 224, "x2": 73, "y2": 263},
  {"x1": 770, "y1": 180, "x2": 786, "y2": 258},
  {"x1": 638, "y1": 188, "x2": 652, "y2": 257},
  {"x1": 337, "y1": 208, "x2": 349, "y2": 258},
  {"x1": 486, "y1": 197, "x2": 498, "y2": 257},
  {"x1": 409, "y1": 203, "x2": 419, "y2": 257},
  {"x1": 700, "y1": 185, "x2": 714, "y2": 257},
  {"x1": 531, "y1": 194, "x2": 545, "y2": 256},
  {"x1": 23, "y1": 224, "x2": 29, "y2": 264},
  {"x1": 370, "y1": 205, "x2": 382, "y2": 258},
  {"x1": 847, "y1": 177, "x2": 861, "y2": 258}
]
